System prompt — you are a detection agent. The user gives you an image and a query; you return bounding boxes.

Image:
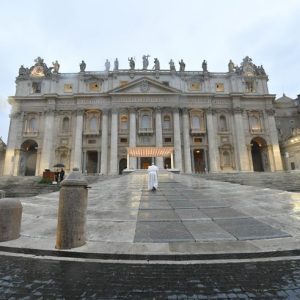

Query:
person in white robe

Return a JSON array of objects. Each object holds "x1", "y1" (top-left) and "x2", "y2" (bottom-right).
[{"x1": 148, "y1": 163, "x2": 159, "y2": 191}]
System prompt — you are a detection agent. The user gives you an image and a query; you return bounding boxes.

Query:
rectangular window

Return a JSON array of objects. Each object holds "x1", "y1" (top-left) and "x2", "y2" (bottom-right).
[
  {"x1": 89, "y1": 82, "x2": 100, "y2": 91},
  {"x1": 164, "y1": 137, "x2": 172, "y2": 143},
  {"x1": 190, "y1": 82, "x2": 201, "y2": 91},
  {"x1": 194, "y1": 138, "x2": 202, "y2": 143},
  {"x1": 245, "y1": 81, "x2": 255, "y2": 93},
  {"x1": 216, "y1": 83, "x2": 224, "y2": 92},
  {"x1": 64, "y1": 84, "x2": 73, "y2": 93},
  {"x1": 32, "y1": 82, "x2": 41, "y2": 93},
  {"x1": 88, "y1": 139, "x2": 96, "y2": 144},
  {"x1": 120, "y1": 138, "x2": 128, "y2": 143}
]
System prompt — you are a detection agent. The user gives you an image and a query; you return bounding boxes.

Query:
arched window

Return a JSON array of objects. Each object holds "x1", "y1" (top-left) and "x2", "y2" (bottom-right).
[
  {"x1": 62, "y1": 117, "x2": 70, "y2": 132},
  {"x1": 120, "y1": 115, "x2": 128, "y2": 130},
  {"x1": 191, "y1": 116, "x2": 201, "y2": 129},
  {"x1": 219, "y1": 115, "x2": 227, "y2": 131},
  {"x1": 163, "y1": 115, "x2": 171, "y2": 129},
  {"x1": 89, "y1": 117, "x2": 98, "y2": 131},
  {"x1": 141, "y1": 114, "x2": 151, "y2": 129},
  {"x1": 29, "y1": 117, "x2": 37, "y2": 132}
]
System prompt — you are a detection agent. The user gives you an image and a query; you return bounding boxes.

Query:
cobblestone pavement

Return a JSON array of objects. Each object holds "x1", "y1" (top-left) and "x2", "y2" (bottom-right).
[{"x1": 1, "y1": 254, "x2": 300, "y2": 299}]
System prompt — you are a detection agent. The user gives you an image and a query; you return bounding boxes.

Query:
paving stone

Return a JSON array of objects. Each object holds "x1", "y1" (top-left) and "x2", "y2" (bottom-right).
[
  {"x1": 201, "y1": 207, "x2": 249, "y2": 219},
  {"x1": 139, "y1": 201, "x2": 172, "y2": 210},
  {"x1": 175, "y1": 209, "x2": 210, "y2": 220},
  {"x1": 215, "y1": 218, "x2": 291, "y2": 240},
  {"x1": 134, "y1": 221, "x2": 194, "y2": 242},
  {"x1": 183, "y1": 220, "x2": 236, "y2": 241},
  {"x1": 168, "y1": 200, "x2": 197, "y2": 209},
  {"x1": 137, "y1": 209, "x2": 180, "y2": 221}
]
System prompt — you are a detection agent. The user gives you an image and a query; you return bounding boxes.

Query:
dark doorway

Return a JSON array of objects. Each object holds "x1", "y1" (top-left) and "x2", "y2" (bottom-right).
[
  {"x1": 251, "y1": 137, "x2": 268, "y2": 172},
  {"x1": 193, "y1": 149, "x2": 205, "y2": 173},
  {"x1": 119, "y1": 158, "x2": 127, "y2": 174},
  {"x1": 141, "y1": 157, "x2": 152, "y2": 169},
  {"x1": 87, "y1": 151, "x2": 98, "y2": 174},
  {"x1": 164, "y1": 158, "x2": 171, "y2": 169},
  {"x1": 20, "y1": 140, "x2": 38, "y2": 176}
]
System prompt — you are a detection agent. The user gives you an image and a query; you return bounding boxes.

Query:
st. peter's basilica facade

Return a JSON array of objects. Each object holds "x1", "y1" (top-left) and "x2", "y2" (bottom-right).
[{"x1": 3, "y1": 56, "x2": 283, "y2": 176}]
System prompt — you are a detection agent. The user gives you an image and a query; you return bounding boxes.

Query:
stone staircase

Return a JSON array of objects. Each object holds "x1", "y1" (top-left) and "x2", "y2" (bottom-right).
[
  {"x1": 0, "y1": 176, "x2": 60, "y2": 198},
  {"x1": 0, "y1": 174, "x2": 123, "y2": 198},
  {"x1": 193, "y1": 171, "x2": 300, "y2": 192}
]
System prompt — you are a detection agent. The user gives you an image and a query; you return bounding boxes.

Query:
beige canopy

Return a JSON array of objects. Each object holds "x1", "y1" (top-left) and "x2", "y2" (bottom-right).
[{"x1": 127, "y1": 147, "x2": 174, "y2": 157}]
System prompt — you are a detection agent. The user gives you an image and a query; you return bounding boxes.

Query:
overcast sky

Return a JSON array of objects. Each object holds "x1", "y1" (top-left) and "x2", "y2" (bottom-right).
[{"x1": 0, "y1": 0, "x2": 300, "y2": 143}]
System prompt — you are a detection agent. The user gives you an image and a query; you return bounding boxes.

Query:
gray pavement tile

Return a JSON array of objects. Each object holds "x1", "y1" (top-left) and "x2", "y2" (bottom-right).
[
  {"x1": 88, "y1": 210, "x2": 138, "y2": 221},
  {"x1": 134, "y1": 221, "x2": 194, "y2": 242},
  {"x1": 87, "y1": 220, "x2": 136, "y2": 242},
  {"x1": 140, "y1": 195, "x2": 167, "y2": 201},
  {"x1": 139, "y1": 201, "x2": 172, "y2": 210},
  {"x1": 201, "y1": 207, "x2": 249, "y2": 219},
  {"x1": 175, "y1": 208, "x2": 210, "y2": 220},
  {"x1": 168, "y1": 200, "x2": 197, "y2": 209},
  {"x1": 164, "y1": 195, "x2": 188, "y2": 201},
  {"x1": 192, "y1": 200, "x2": 229, "y2": 208},
  {"x1": 137, "y1": 209, "x2": 180, "y2": 221},
  {"x1": 183, "y1": 220, "x2": 236, "y2": 241},
  {"x1": 215, "y1": 218, "x2": 291, "y2": 240}
]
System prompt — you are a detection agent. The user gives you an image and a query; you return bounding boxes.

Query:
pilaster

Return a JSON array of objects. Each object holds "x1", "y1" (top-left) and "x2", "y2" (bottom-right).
[
  {"x1": 155, "y1": 107, "x2": 164, "y2": 169},
  {"x1": 182, "y1": 108, "x2": 192, "y2": 173},
  {"x1": 173, "y1": 108, "x2": 182, "y2": 170},
  {"x1": 100, "y1": 109, "x2": 109, "y2": 174},
  {"x1": 110, "y1": 108, "x2": 118, "y2": 175}
]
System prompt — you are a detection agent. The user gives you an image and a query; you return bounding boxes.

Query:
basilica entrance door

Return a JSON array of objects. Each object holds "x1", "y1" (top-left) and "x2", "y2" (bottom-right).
[
  {"x1": 251, "y1": 137, "x2": 269, "y2": 172},
  {"x1": 193, "y1": 149, "x2": 205, "y2": 173},
  {"x1": 141, "y1": 157, "x2": 152, "y2": 169},
  {"x1": 86, "y1": 151, "x2": 98, "y2": 174},
  {"x1": 20, "y1": 140, "x2": 38, "y2": 176},
  {"x1": 119, "y1": 158, "x2": 127, "y2": 174}
]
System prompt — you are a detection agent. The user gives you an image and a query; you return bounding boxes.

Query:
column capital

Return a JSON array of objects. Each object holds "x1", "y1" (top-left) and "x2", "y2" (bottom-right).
[
  {"x1": 182, "y1": 107, "x2": 189, "y2": 114},
  {"x1": 206, "y1": 107, "x2": 217, "y2": 115},
  {"x1": 111, "y1": 108, "x2": 119, "y2": 114},
  {"x1": 129, "y1": 107, "x2": 137, "y2": 114},
  {"x1": 101, "y1": 108, "x2": 110, "y2": 115},
  {"x1": 76, "y1": 109, "x2": 84, "y2": 116},
  {"x1": 233, "y1": 107, "x2": 244, "y2": 114},
  {"x1": 155, "y1": 106, "x2": 162, "y2": 113},
  {"x1": 265, "y1": 109, "x2": 275, "y2": 116}
]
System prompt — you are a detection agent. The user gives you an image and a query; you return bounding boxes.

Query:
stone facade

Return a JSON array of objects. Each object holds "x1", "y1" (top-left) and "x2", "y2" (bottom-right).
[
  {"x1": 275, "y1": 94, "x2": 300, "y2": 171},
  {"x1": 3, "y1": 56, "x2": 284, "y2": 176},
  {"x1": 0, "y1": 138, "x2": 6, "y2": 176}
]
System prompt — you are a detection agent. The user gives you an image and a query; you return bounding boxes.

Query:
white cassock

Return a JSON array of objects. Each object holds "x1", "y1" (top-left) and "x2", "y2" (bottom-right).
[{"x1": 147, "y1": 164, "x2": 159, "y2": 190}]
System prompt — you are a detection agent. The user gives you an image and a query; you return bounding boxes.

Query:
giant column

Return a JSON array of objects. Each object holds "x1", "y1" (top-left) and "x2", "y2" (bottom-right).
[
  {"x1": 233, "y1": 106, "x2": 250, "y2": 171},
  {"x1": 182, "y1": 108, "x2": 192, "y2": 173},
  {"x1": 40, "y1": 109, "x2": 55, "y2": 173},
  {"x1": 266, "y1": 109, "x2": 283, "y2": 171},
  {"x1": 100, "y1": 109, "x2": 109, "y2": 174},
  {"x1": 129, "y1": 108, "x2": 137, "y2": 169},
  {"x1": 206, "y1": 108, "x2": 219, "y2": 172},
  {"x1": 73, "y1": 109, "x2": 84, "y2": 171},
  {"x1": 110, "y1": 109, "x2": 118, "y2": 174},
  {"x1": 155, "y1": 107, "x2": 164, "y2": 168},
  {"x1": 173, "y1": 108, "x2": 182, "y2": 170},
  {"x1": 3, "y1": 112, "x2": 22, "y2": 176}
]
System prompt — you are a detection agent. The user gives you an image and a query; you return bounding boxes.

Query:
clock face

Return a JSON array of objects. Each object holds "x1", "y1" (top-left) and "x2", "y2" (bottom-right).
[{"x1": 31, "y1": 66, "x2": 45, "y2": 77}]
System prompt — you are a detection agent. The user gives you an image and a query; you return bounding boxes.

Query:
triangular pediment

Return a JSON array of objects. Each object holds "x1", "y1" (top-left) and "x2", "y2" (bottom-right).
[{"x1": 108, "y1": 77, "x2": 180, "y2": 95}]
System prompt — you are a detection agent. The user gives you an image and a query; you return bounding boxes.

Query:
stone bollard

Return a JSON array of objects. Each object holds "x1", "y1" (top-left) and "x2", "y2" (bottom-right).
[
  {"x1": 56, "y1": 168, "x2": 89, "y2": 249},
  {"x1": 0, "y1": 190, "x2": 5, "y2": 199},
  {"x1": 0, "y1": 198, "x2": 22, "y2": 242}
]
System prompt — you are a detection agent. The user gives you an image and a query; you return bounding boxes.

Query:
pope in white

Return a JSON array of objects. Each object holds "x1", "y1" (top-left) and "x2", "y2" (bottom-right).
[{"x1": 148, "y1": 162, "x2": 159, "y2": 191}]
